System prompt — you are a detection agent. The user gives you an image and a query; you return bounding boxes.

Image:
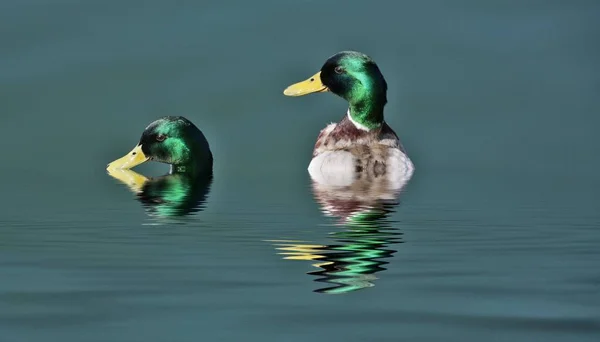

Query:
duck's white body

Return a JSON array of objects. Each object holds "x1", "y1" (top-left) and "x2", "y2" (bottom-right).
[{"x1": 308, "y1": 113, "x2": 414, "y2": 188}]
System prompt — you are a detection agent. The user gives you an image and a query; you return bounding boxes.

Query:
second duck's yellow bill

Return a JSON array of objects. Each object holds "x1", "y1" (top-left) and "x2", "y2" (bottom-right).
[
  {"x1": 106, "y1": 144, "x2": 149, "y2": 170},
  {"x1": 283, "y1": 71, "x2": 329, "y2": 96}
]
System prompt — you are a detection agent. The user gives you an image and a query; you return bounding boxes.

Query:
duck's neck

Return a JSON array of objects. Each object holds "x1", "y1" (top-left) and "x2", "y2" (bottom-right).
[
  {"x1": 169, "y1": 153, "x2": 213, "y2": 176},
  {"x1": 167, "y1": 135, "x2": 213, "y2": 176},
  {"x1": 170, "y1": 164, "x2": 191, "y2": 174},
  {"x1": 347, "y1": 90, "x2": 386, "y2": 131}
]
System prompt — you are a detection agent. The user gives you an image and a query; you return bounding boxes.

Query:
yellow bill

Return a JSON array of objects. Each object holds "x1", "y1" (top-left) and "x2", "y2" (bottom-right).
[
  {"x1": 106, "y1": 168, "x2": 149, "y2": 193},
  {"x1": 283, "y1": 71, "x2": 329, "y2": 96},
  {"x1": 106, "y1": 144, "x2": 149, "y2": 170}
]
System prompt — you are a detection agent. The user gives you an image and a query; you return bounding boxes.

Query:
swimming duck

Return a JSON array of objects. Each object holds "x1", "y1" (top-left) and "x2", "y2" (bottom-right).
[
  {"x1": 107, "y1": 116, "x2": 213, "y2": 176},
  {"x1": 284, "y1": 51, "x2": 414, "y2": 187}
]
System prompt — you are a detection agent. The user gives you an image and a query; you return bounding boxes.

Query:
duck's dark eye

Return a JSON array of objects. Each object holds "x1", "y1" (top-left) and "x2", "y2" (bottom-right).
[
  {"x1": 334, "y1": 66, "x2": 344, "y2": 74},
  {"x1": 156, "y1": 134, "x2": 167, "y2": 142}
]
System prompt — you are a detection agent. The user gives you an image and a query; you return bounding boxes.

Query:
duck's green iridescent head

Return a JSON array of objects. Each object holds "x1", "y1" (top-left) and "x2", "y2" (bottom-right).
[
  {"x1": 107, "y1": 116, "x2": 213, "y2": 174},
  {"x1": 284, "y1": 51, "x2": 388, "y2": 129}
]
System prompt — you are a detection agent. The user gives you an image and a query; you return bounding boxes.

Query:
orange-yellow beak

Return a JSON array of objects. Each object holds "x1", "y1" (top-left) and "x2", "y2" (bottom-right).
[
  {"x1": 106, "y1": 144, "x2": 149, "y2": 170},
  {"x1": 283, "y1": 71, "x2": 329, "y2": 96}
]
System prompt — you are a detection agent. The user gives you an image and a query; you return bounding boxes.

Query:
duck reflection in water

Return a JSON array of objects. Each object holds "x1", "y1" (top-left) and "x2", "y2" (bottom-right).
[
  {"x1": 107, "y1": 168, "x2": 212, "y2": 218},
  {"x1": 269, "y1": 175, "x2": 410, "y2": 294}
]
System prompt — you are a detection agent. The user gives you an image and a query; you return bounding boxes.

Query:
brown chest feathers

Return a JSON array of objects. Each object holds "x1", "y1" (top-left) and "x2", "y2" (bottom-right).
[{"x1": 312, "y1": 115, "x2": 407, "y2": 178}]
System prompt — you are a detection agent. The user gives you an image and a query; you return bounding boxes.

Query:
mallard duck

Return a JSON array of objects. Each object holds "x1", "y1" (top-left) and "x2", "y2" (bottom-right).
[
  {"x1": 284, "y1": 51, "x2": 414, "y2": 188},
  {"x1": 107, "y1": 116, "x2": 213, "y2": 176}
]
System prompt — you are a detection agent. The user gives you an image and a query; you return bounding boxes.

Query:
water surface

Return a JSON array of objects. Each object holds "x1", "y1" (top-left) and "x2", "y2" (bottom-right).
[{"x1": 1, "y1": 1, "x2": 599, "y2": 341}]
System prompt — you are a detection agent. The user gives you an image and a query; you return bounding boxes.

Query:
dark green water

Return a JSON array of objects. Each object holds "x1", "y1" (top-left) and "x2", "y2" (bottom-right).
[{"x1": 1, "y1": 1, "x2": 599, "y2": 341}]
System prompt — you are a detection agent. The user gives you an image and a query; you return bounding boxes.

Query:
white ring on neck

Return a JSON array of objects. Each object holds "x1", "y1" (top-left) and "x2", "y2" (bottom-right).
[{"x1": 347, "y1": 109, "x2": 373, "y2": 131}]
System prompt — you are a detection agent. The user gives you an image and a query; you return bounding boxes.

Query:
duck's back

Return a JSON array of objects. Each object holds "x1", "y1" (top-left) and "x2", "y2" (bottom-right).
[{"x1": 308, "y1": 116, "x2": 414, "y2": 188}]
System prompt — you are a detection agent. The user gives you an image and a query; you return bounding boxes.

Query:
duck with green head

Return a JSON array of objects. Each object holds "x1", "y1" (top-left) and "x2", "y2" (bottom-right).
[
  {"x1": 107, "y1": 116, "x2": 213, "y2": 176},
  {"x1": 284, "y1": 51, "x2": 414, "y2": 188}
]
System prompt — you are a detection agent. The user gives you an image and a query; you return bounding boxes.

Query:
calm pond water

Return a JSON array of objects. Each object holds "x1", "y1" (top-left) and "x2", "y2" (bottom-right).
[{"x1": 1, "y1": 1, "x2": 599, "y2": 341}]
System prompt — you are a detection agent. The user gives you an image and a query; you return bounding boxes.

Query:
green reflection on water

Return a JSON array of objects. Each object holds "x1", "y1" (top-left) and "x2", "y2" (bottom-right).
[
  {"x1": 107, "y1": 168, "x2": 212, "y2": 220},
  {"x1": 270, "y1": 177, "x2": 407, "y2": 294}
]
